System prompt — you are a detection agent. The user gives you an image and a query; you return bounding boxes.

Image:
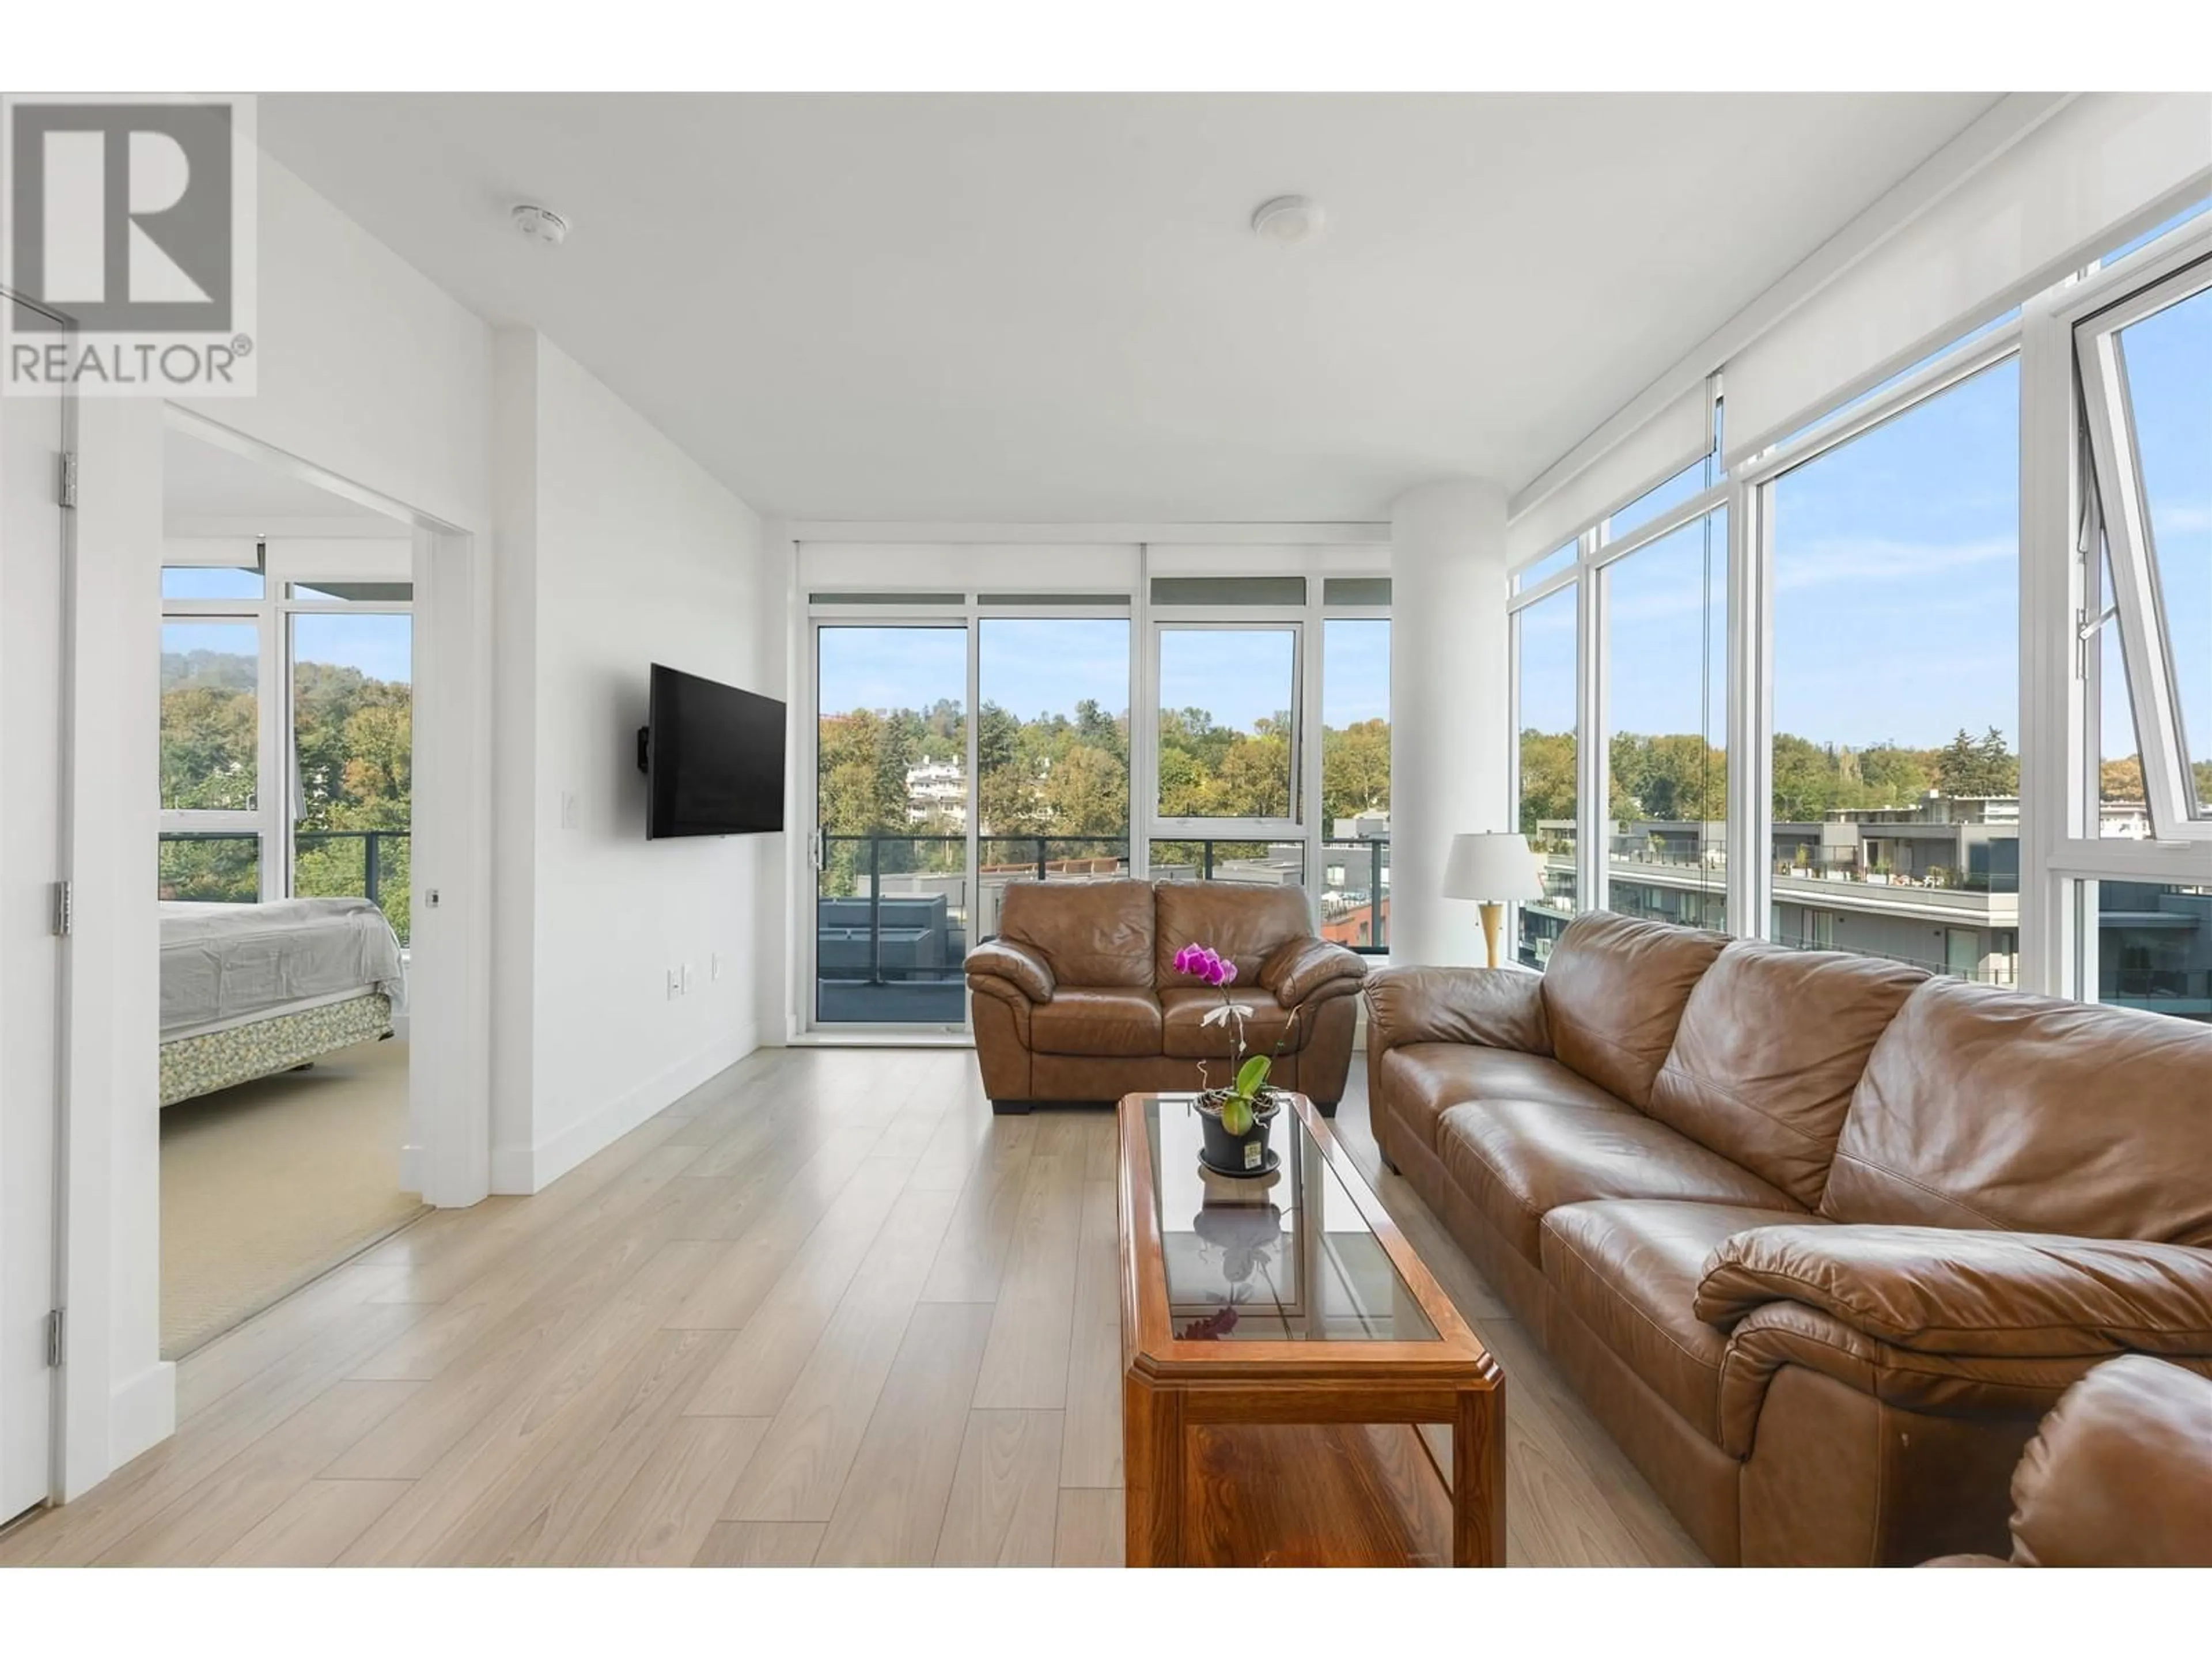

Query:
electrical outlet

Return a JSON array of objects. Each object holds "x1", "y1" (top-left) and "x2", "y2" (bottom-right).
[
  {"x1": 710, "y1": 953, "x2": 722, "y2": 982},
  {"x1": 560, "y1": 790, "x2": 579, "y2": 830},
  {"x1": 666, "y1": 967, "x2": 681, "y2": 1001}
]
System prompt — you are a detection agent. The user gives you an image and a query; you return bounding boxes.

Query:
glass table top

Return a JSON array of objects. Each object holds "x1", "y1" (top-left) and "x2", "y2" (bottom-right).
[{"x1": 1141, "y1": 1096, "x2": 1438, "y2": 1344}]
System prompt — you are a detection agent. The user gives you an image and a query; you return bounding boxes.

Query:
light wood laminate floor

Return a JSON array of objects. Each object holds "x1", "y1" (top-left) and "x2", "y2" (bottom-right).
[{"x1": 0, "y1": 1047, "x2": 1705, "y2": 1567}]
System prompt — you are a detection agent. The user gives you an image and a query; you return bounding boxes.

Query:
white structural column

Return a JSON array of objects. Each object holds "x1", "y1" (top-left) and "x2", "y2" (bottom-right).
[{"x1": 1389, "y1": 480, "x2": 1511, "y2": 966}]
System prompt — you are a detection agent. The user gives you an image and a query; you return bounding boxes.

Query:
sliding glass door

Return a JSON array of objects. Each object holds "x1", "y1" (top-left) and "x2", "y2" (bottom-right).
[{"x1": 813, "y1": 625, "x2": 971, "y2": 1027}]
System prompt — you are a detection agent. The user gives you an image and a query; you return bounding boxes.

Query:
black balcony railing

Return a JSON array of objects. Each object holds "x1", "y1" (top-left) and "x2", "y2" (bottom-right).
[
  {"x1": 157, "y1": 828, "x2": 412, "y2": 945},
  {"x1": 813, "y1": 831, "x2": 1389, "y2": 1024}
]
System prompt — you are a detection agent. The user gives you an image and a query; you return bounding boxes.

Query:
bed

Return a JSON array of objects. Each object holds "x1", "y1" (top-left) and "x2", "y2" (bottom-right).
[{"x1": 159, "y1": 897, "x2": 408, "y2": 1108}]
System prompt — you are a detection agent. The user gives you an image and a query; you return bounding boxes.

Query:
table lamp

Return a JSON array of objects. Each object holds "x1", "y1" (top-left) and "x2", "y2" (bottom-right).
[{"x1": 1441, "y1": 832, "x2": 1544, "y2": 969}]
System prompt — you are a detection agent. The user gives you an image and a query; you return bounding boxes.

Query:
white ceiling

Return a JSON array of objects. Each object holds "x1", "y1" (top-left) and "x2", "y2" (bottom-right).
[
  {"x1": 259, "y1": 93, "x2": 2002, "y2": 522},
  {"x1": 164, "y1": 425, "x2": 393, "y2": 523}
]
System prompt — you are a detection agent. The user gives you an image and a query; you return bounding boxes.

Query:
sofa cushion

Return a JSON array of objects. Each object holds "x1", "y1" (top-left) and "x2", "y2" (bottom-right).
[
  {"x1": 1153, "y1": 882, "x2": 1314, "y2": 988},
  {"x1": 1823, "y1": 979, "x2": 2212, "y2": 1245},
  {"x1": 1540, "y1": 912, "x2": 1730, "y2": 1108},
  {"x1": 1439, "y1": 1099, "x2": 1801, "y2": 1263},
  {"x1": 997, "y1": 879, "x2": 1156, "y2": 990},
  {"x1": 1378, "y1": 1044, "x2": 1630, "y2": 1154},
  {"x1": 1027, "y1": 986, "x2": 1162, "y2": 1058},
  {"x1": 1648, "y1": 942, "x2": 1926, "y2": 1209},
  {"x1": 1158, "y1": 986, "x2": 1310, "y2": 1061},
  {"x1": 1543, "y1": 1199, "x2": 1815, "y2": 1443}
]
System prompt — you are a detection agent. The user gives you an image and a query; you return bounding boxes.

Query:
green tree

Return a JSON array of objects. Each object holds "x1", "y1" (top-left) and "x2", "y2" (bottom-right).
[
  {"x1": 1321, "y1": 717, "x2": 1391, "y2": 825},
  {"x1": 1933, "y1": 726, "x2": 2017, "y2": 797},
  {"x1": 1517, "y1": 729, "x2": 1577, "y2": 839}
]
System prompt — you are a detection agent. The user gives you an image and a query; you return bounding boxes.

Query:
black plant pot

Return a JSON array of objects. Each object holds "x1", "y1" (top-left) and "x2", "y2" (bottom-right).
[{"x1": 1196, "y1": 1090, "x2": 1282, "y2": 1177}]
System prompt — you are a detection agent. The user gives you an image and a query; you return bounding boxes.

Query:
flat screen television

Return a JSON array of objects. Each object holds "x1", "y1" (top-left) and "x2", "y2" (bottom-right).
[{"x1": 639, "y1": 664, "x2": 786, "y2": 838}]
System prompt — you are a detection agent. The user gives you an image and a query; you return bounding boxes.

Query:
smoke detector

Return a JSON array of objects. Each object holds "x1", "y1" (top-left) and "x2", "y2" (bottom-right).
[
  {"x1": 510, "y1": 203, "x2": 571, "y2": 246},
  {"x1": 1251, "y1": 195, "x2": 1325, "y2": 246}
]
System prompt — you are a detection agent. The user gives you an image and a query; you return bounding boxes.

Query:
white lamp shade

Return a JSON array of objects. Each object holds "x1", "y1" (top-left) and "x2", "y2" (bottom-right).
[{"x1": 1441, "y1": 832, "x2": 1544, "y2": 903}]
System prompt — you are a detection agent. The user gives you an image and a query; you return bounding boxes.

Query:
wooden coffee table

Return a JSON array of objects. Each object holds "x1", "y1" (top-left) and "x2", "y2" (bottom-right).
[{"x1": 1117, "y1": 1090, "x2": 1504, "y2": 1567}]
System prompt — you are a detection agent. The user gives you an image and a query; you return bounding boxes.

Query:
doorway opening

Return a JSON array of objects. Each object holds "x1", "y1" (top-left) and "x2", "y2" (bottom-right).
[{"x1": 155, "y1": 423, "x2": 423, "y2": 1358}]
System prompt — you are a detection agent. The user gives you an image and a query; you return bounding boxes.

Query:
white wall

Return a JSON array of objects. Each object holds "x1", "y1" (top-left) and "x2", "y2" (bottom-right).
[
  {"x1": 174, "y1": 155, "x2": 496, "y2": 535},
  {"x1": 495, "y1": 332, "x2": 770, "y2": 1191}
]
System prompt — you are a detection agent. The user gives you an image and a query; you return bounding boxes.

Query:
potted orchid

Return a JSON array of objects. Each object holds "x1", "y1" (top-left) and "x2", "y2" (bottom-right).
[{"x1": 1172, "y1": 941, "x2": 1300, "y2": 1175}]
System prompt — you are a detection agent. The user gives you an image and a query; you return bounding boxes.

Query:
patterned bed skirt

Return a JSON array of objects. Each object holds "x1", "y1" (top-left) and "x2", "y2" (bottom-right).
[{"x1": 160, "y1": 992, "x2": 395, "y2": 1108}]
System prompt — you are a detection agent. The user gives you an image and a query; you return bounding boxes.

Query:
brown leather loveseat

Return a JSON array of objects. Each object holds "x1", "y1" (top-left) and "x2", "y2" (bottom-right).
[
  {"x1": 967, "y1": 880, "x2": 1366, "y2": 1115},
  {"x1": 1365, "y1": 910, "x2": 2212, "y2": 1566}
]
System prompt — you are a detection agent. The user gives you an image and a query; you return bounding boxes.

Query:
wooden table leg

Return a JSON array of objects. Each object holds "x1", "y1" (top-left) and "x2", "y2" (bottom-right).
[
  {"x1": 1123, "y1": 1370, "x2": 1184, "y2": 1567},
  {"x1": 1453, "y1": 1381, "x2": 1506, "y2": 1567}
]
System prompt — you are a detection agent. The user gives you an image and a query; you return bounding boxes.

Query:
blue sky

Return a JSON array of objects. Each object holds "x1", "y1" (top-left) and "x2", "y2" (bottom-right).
[
  {"x1": 161, "y1": 614, "x2": 414, "y2": 685},
  {"x1": 1520, "y1": 357, "x2": 2018, "y2": 751},
  {"x1": 819, "y1": 615, "x2": 1393, "y2": 734},
  {"x1": 2119, "y1": 283, "x2": 2210, "y2": 775},
  {"x1": 293, "y1": 613, "x2": 413, "y2": 684}
]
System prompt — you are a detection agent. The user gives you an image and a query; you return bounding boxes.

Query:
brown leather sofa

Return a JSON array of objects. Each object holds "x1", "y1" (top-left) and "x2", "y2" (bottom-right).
[
  {"x1": 1924, "y1": 1355, "x2": 2212, "y2": 1567},
  {"x1": 1365, "y1": 910, "x2": 2212, "y2": 1566},
  {"x1": 966, "y1": 880, "x2": 1366, "y2": 1115}
]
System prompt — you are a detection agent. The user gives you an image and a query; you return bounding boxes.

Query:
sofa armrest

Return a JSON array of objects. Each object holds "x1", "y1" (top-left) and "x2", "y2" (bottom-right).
[
  {"x1": 2004, "y1": 1355, "x2": 2212, "y2": 1567},
  {"x1": 1696, "y1": 1224, "x2": 2212, "y2": 1359},
  {"x1": 1259, "y1": 936, "x2": 1368, "y2": 1008},
  {"x1": 964, "y1": 939, "x2": 1055, "y2": 1004},
  {"x1": 1713, "y1": 1300, "x2": 2104, "y2": 1460},
  {"x1": 1361, "y1": 964, "x2": 1550, "y2": 1060}
]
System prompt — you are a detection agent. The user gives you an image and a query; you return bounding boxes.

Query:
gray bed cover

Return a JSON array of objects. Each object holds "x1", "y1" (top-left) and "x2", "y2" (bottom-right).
[{"x1": 159, "y1": 897, "x2": 407, "y2": 1037}]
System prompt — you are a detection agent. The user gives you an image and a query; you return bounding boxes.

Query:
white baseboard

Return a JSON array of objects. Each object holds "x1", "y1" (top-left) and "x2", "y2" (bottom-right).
[
  {"x1": 109, "y1": 1361, "x2": 177, "y2": 1472},
  {"x1": 491, "y1": 1021, "x2": 760, "y2": 1195}
]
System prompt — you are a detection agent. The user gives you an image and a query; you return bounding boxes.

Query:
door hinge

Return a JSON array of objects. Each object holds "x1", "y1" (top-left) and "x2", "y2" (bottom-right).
[
  {"x1": 58, "y1": 450, "x2": 78, "y2": 509},
  {"x1": 51, "y1": 880, "x2": 73, "y2": 937},
  {"x1": 46, "y1": 1309, "x2": 65, "y2": 1369}
]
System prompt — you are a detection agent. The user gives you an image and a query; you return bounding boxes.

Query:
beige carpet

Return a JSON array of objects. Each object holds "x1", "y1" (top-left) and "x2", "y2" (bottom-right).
[{"x1": 160, "y1": 1036, "x2": 426, "y2": 1359}]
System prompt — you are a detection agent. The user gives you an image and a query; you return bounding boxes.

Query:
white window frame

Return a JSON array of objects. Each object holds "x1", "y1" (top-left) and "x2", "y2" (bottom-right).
[
  {"x1": 1589, "y1": 485, "x2": 1730, "y2": 933},
  {"x1": 1145, "y1": 615, "x2": 1307, "y2": 844},
  {"x1": 793, "y1": 541, "x2": 1392, "y2": 1036},
  {"x1": 160, "y1": 556, "x2": 281, "y2": 899},
  {"x1": 1505, "y1": 535, "x2": 1590, "y2": 954},
  {"x1": 2071, "y1": 252, "x2": 2212, "y2": 846},
  {"x1": 1508, "y1": 207, "x2": 2211, "y2": 1014},
  {"x1": 160, "y1": 544, "x2": 414, "y2": 905}
]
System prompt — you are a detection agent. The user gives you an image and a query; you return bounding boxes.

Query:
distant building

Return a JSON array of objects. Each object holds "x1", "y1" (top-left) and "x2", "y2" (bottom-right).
[
  {"x1": 1521, "y1": 796, "x2": 2207, "y2": 1022},
  {"x1": 904, "y1": 755, "x2": 966, "y2": 825}
]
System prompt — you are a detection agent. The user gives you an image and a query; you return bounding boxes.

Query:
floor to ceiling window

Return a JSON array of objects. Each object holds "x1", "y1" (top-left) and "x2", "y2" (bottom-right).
[
  {"x1": 158, "y1": 613, "x2": 266, "y2": 903},
  {"x1": 159, "y1": 556, "x2": 415, "y2": 930},
  {"x1": 1319, "y1": 611, "x2": 1390, "y2": 950},
  {"x1": 1512, "y1": 576, "x2": 1578, "y2": 965},
  {"x1": 975, "y1": 615, "x2": 1132, "y2": 942},
  {"x1": 1149, "y1": 582, "x2": 1306, "y2": 888},
  {"x1": 1765, "y1": 356, "x2": 2021, "y2": 980},
  {"x1": 1602, "y1": 506, "x2": 1727, "y2": 931},
  {"x1": 800, "y1": 559, "x2": 1388, "y2": 1032},
  {"x1": 813, "y1": 623, "x2": 970, "y2": 1027},
  {"x1": 290, "y1": 608, "x2": 415, "y2": 944}
]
